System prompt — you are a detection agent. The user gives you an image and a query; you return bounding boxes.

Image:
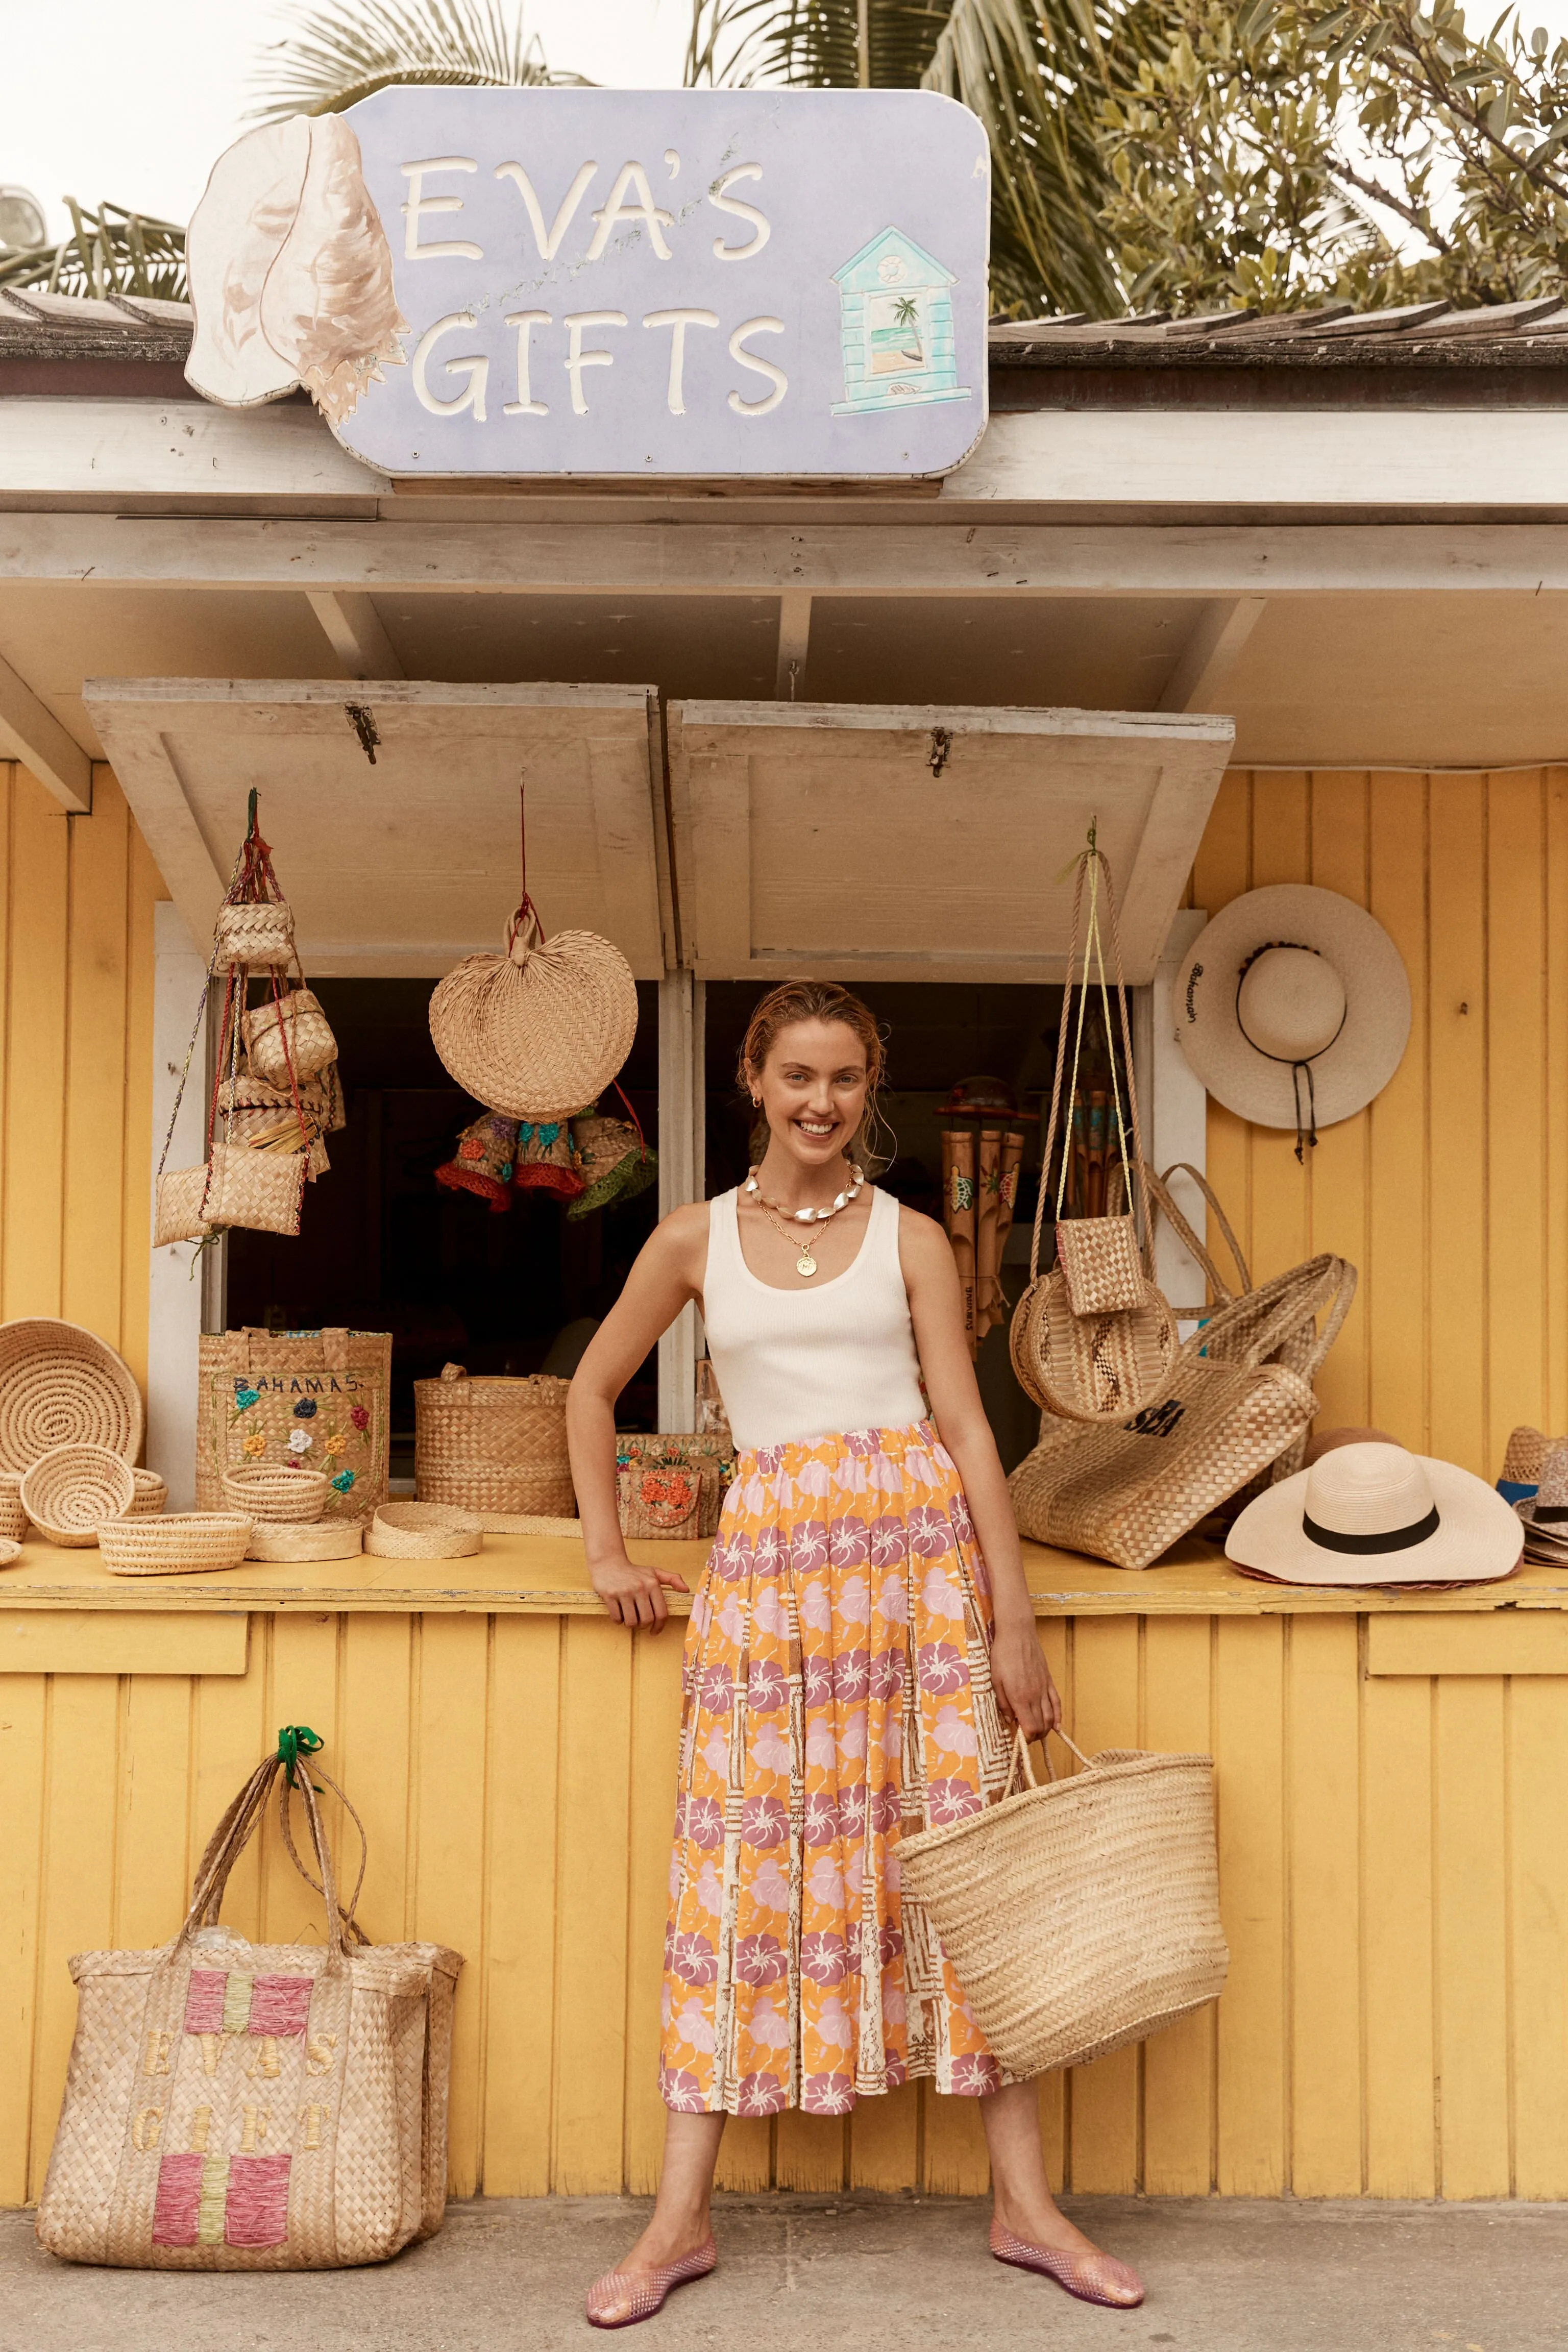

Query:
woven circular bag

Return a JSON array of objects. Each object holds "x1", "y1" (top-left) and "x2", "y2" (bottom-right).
[
  {"x1": 0, "y1": 1317, "x2": 143, "y2": 1471},
  {"x1": 428, "y1": 902, "x2": 638, "y2": 1121},
  {"x1": 20, "y1": 1444, "x2": 136, "y2": 1547}
]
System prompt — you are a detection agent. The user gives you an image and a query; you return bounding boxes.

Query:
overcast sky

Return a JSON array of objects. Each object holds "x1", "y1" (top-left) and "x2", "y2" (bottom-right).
[
  {"x1": 3, "y1": 1, "x2": 691, "y2": 240},
  {"x1": 9, "y1": 0, "x2": 1568, "y2": 244}
]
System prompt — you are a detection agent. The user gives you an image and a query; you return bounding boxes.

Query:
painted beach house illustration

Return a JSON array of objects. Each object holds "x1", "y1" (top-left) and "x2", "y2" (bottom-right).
[{"x1": 831, "y1": 227, "x2": 973, "y2": 415}]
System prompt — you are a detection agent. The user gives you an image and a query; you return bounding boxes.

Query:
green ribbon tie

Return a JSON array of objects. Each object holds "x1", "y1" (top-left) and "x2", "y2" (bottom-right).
[{"x1": 275, "y1": 1723, "x2": 324, "y2": 1788}]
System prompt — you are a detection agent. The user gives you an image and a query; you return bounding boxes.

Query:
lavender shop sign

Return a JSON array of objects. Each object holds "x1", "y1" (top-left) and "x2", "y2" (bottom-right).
[{"x1": 185, "y1": 88, "x2": 991, "y2": 479}]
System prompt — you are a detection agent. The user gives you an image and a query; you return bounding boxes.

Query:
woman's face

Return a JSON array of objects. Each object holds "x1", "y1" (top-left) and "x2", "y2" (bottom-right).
[{"x1": 751, "y1": 1018, "x2": 869, "y2": 1172}]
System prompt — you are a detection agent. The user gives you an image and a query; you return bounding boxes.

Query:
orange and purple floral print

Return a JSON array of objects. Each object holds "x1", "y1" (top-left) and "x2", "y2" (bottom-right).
[{"x1": 659, "y1": 1419, "x2": 1013, "y2": 2117}]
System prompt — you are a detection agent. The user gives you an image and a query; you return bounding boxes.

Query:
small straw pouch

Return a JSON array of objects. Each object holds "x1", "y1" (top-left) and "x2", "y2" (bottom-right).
[
  {"x1": 1010, "y1": 839, "x2": 1175, "y2": 1423},
  {"x1": 35, "y1": 1729, "x2": 463, "y2": 2268}
]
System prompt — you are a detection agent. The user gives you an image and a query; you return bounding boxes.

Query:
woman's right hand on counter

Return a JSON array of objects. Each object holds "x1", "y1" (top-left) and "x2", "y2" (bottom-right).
[{"x1": 589, "y1": 1552, "x2": 690, "y2": 1631}]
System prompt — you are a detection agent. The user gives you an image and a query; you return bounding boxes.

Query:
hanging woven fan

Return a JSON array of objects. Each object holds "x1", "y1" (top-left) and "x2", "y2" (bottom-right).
[{"x1": 428, "y1": 789, "x2": 638, "y2": 1121}]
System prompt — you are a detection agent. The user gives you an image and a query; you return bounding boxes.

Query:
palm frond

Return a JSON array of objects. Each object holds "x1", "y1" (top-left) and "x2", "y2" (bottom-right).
[
  {"x1": 252, "y1": 0, "x2": 587, "y2": 122},
  {"x1": 0, "y1": 200, "x2": 187, "y2": 300},
  {"x1": 687, "y1": 0, "x2": 1126, "y2": 314}
]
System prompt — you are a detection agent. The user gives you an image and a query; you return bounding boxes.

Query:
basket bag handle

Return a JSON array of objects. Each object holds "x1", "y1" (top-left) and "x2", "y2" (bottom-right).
[
  {"x1": 1141, "y1": 1161, "x2": 1253, "y2": 1307},
  {"x1": 1027, "y1": 834, "x2": 1152, "y2": 1285},
  {"x1": 180, "y1": 1727, "x2": 363, "y2": 1955},
  {"x1": 1003, "y1": 1724, "x2": 1093, "y2": 1794}
]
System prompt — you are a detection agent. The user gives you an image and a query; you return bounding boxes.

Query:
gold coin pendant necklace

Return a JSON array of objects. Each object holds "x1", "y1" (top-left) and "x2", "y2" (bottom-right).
[{"x1": 745, "y1": 1162, "x2": 866, "y2": 1279}]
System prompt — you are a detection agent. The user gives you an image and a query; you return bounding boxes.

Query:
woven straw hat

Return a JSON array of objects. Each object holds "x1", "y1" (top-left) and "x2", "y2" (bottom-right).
[
  {"x1": 568, "y1": 1115, "x2": 657, "y2": 1220},
  {"x1": 1517, "y1": 1440, "x2": 1568, "y2": 1546},
  {"x1": 1226, "y1": 1440, "x2": 1522, "y2": 1587},
  {"x1": 1176, "y1": 887, "x2": 1410, "y2": 1144},
  {"x1": 428, "y1": 901, "x2": 638, "y2": 1121}
]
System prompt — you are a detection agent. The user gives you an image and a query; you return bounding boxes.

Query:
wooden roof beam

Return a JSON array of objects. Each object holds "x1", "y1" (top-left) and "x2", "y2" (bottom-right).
[
  {"x1": 1159, "y1": 598, "x2": 1267, "y2": 714},
  {"x1": 305, "y1": 591, "x2": 405, "y2": 680},
  {"x1": 0, "y1": 647, "x2": 92, "y2": 812}
]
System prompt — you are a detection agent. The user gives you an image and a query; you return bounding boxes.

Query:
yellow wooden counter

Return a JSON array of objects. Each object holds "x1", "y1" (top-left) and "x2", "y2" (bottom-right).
[{"x1": 5, "y1": 1530, "x2": 1568, "y2": 2208}]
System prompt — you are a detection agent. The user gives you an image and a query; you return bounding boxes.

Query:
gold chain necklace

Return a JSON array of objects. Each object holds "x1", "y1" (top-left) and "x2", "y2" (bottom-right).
[{"x1": 744, "y1": 1162, "x2": 865, "y2": 1280}]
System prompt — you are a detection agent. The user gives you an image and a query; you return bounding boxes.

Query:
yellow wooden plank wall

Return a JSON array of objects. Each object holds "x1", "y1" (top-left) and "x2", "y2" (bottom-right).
[
  {"x1": 1192, "y1": 767, "x2": 1568, "y2": 1474},
  {"x1": 6, "y1": 1607, "x2": 1568, "y2": 2206},
  {"x1": 0, "y1": 760, "x2": 159, "y2": 1383}
]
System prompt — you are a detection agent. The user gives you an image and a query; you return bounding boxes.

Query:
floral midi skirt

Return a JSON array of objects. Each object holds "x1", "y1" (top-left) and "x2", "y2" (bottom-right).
[{"x1": 659, "y1": 1419, "x2": 1014, "y2": 2118}]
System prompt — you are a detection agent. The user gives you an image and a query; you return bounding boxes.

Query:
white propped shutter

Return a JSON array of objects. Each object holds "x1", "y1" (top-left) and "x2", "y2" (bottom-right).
[
  {"x1": 83, "y1": 679, "x2": 672, "y2": 977},
  {"x1": 666, "y1": 701, "x2": 1233, "y2": 984}
]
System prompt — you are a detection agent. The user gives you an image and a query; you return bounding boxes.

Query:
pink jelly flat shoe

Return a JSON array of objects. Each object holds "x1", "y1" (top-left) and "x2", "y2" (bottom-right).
[
  {"x1": 585, "y1": 2236, "x2": 718, "y2": 2329},
  {"x1": 990, "y1": 2219, "x2": 1145, "y2": 2309}
]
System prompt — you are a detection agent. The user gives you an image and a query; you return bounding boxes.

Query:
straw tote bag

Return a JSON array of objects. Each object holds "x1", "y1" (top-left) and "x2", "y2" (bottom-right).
[
  {"x1": 1010, "y1": 843, "x2": 1177, "y2": 1424},
  {"x1": 899, "y1": 1728, "x2": 1228, "y2": 2077},
  {"x1": 36, "y1": 1730, "x2": 463, "y2": 2270},
  {"x1": 1009, "y1": 1250, "x2": 1354, "y2": 1569}
]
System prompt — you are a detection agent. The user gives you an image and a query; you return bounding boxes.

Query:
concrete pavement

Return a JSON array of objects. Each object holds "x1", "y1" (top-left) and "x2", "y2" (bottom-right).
[{"x1": 3, "y1": 2191, "x2": 1560, "y2": 2351}]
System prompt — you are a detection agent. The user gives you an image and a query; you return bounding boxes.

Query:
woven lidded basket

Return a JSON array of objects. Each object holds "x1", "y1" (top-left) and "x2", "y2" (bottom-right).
[
  {"x1": 899, "y1": 1729, "x2": 1229, "y2": 2077},
  {"x1": 414, "y1": 1364, "x2": 575, "y2": 1517},
  {"x1": 246, "y1": 1517, "x2": 363, "y2": 1562},
  {"x1": 0, "y1": 1469, "x2": 26, "y2": 1543},
  {"x1": 242, "y1": 987, "x2": 338, "y2": 1085},
  {"x1": 428, "y1": 901, "x2": 638, "y2": 1121},
  {"x1": 0, "y1": 1317, "x2": 143, "y2": 1472},
  {"x1": 222, "y1": 1464, "x2": 329, "y2": 1523},
  {"x1": 96, "y1": 1513, "x2": 253, "y2": 1575},
  {"x1": 365, "y1": 1503, "x2": 482, "y2": 1560},
  {"x1": 20, "y1": 1444, "x2": 137, "y2": 1547},
  {"x1": 214, "y1": 898, "x2": 295, "y2": 968}
]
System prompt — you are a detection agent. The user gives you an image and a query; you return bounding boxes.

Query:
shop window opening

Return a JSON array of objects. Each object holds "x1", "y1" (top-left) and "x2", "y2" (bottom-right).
[{"x1": 223, "y1": 979, "x2": 663, "y2": 1488}]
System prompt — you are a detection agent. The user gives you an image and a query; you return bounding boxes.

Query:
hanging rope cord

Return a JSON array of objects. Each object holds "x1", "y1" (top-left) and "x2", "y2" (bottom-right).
[
  {"x1": 154, "y1": 791, "x2": 310, "y2": 1184},
  {"x1": 1027, "y1": 832, "x2": 1150, "y2": 1283},
  {"x1": 1232, "y1": 941, "x2": 1346, "y2": 1163}
]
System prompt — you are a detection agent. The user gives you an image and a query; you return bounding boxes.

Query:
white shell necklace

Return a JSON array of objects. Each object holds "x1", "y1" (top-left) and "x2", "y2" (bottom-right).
[{"x1": 744, "y1": 1162, "x2": 866, "y2": 1279}]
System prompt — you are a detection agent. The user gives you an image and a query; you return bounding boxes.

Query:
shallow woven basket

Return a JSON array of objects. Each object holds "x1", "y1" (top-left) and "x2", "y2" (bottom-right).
[
  {"x1": 245, "y1": 1517, "x2": 363, "y2": 1563},
  {"x1": 96, "y1": 1513, "x2": 253, "y2": 1576},
  {"x1": 414, "y1": 1365, "x2": 575, "y2": 1517},
  {"x1": 365, "y1": 1503, "x2": 482, "y2": 1560},
  {"x1": 222, "y1": 1464, "x2": 330, "y2": 1523},
  {"x1": 129, "y1": 1468, "x2": 167, "y2": 1517},
  {"x1": 0, "y1": 1317, "x2": 143, "y2": 1471},
  {"x1": 242, "y1": 986, "x2": 338, "y2": 1085},
  {"x1": 0, "y1": 1535, "x2": 20, "y2": 1569},
  {"x1": 0, "y1": 1469, "x2": 26, "y2": 1542},
  {"x1": 20, "y1": 1444, "x2": 136, "y2": 1547},
  {"x1": 428, "y1": 901, "x2": 638, "y2": 1121},
  {"x1": 899, "y1": 1729, "x2": 1229, "y2": 2077}
]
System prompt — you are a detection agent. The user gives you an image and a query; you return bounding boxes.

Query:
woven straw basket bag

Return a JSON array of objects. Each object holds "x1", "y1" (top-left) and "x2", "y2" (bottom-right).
[
  {"x1": 36, "y1": 1731, "x2": 463, "y2": 2270},
  {"x1": 241, "y1": 988, "x2": 338, "y2": 1087},
  {"x1": 899, "y1": 1728, "x2": 1229, "y2": 2077},
  {"x1": 428, "y1": 898, "x2": 638, "y2": 1121},
  {"x1": 214, "y1": 901, "x2": 295, "y2": 970},
  {"x1": 1010, "y1": 848, "x2": 1176, "y2": 1424},
  {"x1": 414, "y1": 1364, "x2": 575, "y2": 1517}
]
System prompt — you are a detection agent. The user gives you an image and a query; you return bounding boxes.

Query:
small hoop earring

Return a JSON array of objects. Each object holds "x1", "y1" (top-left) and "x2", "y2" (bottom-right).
[{"x1": 751, "y1": 1096, "x2": 761, "y2": 1108}]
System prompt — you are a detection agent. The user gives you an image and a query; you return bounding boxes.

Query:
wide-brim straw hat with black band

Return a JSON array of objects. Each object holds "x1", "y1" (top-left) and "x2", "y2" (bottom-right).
[
  {"x1": 428, "y1": 899, "x2": 638, "y2": 1122},
  {"x1": 1176, "y1": 886, "x2": 1411, "y2": 1151},
  {"x1": 1226, "y1": 1439, "x2": 1522, "y2": 1587}
]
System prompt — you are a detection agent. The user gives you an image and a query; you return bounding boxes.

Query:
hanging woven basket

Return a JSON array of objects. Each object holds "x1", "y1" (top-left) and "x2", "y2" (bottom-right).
[
  {"x1": 428, "y1": 901, "x2": 638, "y2": 1122},
  {"x1": 242, "y1": 987, "x2": 338, "y2": 1086},
  {"x1": 214, "y1": 899, "x2": 296, "y2": 970}
]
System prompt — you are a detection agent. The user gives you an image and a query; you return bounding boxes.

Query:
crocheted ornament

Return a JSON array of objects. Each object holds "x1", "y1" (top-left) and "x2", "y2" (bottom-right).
[
  {"x1": 567, "y1": 1114, "x2": 657, "y2": 1221},
  {"x1": 435, "y1": 1112, "x2": 519, "y2": 1213},
  {"x1": 512, "y1": 1117, "x2": 584, "y2": 1201}
]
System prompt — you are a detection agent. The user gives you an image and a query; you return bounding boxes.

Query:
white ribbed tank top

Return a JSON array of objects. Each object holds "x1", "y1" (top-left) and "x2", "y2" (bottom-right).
[{"x1": 702, "y1": 1185, "x2": 927, "y2": 1451}]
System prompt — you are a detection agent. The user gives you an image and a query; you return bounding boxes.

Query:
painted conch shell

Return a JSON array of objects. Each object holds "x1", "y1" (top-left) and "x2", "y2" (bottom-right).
[{"x1": 186, "y1": 115, "x2": 406, "y2": 425}]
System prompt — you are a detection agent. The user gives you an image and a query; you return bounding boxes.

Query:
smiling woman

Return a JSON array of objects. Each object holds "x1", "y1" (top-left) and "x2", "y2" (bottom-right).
[{"x1": 564, "y1": 975, "x2": 1145, "y2": 2327}]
